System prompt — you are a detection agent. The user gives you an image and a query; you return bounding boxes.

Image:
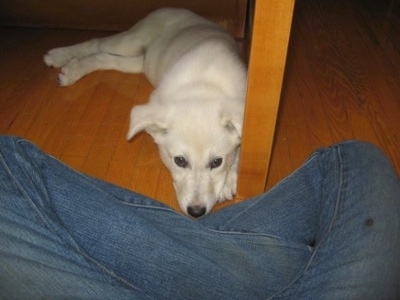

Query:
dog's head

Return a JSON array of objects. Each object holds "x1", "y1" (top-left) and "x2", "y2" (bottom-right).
[{"x1": 127, "y1": 97, "x2": 243, "y2": 217}]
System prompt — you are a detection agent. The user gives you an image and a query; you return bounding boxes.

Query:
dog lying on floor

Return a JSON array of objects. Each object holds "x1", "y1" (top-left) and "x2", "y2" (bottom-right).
[{"x1": 44, "y1": 8, "x2": 247, "y2": 217}]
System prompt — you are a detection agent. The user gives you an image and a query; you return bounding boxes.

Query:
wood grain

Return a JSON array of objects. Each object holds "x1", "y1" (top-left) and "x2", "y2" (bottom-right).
[
  {"x1": 266, "y1": 0, "x2": 400, "y2": 189},
  {"x1": 237, "y1": 0, "x2": 295, "y2": 198}
]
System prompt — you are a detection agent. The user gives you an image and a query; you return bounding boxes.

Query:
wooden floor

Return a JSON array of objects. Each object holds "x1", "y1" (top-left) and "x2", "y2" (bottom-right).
[
  {"x1": 1, "y1": 0, "x2": 399, "y2": 213},
  {"x1": 267, "y1": 0, "x2": 400, "y2": 188},
  {"x1": 267, "y1": 0, "x2": 400, "y2": 189}
]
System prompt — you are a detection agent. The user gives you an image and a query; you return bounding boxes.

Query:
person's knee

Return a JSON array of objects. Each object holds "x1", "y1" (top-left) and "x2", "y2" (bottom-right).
[
  {"x1": 337, "y1": 140, "x2": 400, "y2": 238},
  {"x1": 334, "y1": 141, "x2": 397, "y2": 177},
  {"x1": 336, "y1": 140, "x2": 388, "y2": 163}
]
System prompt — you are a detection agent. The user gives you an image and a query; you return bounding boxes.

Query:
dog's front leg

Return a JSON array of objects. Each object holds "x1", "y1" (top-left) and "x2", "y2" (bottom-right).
[
  {"x1": 219, "y1": 168, "x2": 237, "y2": 202},
  {"x1": 218, "y1": 152, "x2": 240, "y2": 202}
]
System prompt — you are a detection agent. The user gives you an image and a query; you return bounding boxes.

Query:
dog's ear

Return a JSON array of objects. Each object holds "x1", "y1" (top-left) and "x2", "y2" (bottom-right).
[
  {"x1": 221, "y1": 103, "x2": 244, "y2": 139},
  {"x1": 223, "y1": 118, "x2": 242, "y2": 139},
  {"x1": 126, "y1": 104, "x2": 168, "y2": 140},
  {"x1": 222, "y1": 117, "x2": 242, "y2": 145}
]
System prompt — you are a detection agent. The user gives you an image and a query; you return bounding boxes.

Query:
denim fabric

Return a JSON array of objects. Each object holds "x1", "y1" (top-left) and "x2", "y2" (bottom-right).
[{"x1": 0, "y1": 136, "x2": 399, "y2": 299}]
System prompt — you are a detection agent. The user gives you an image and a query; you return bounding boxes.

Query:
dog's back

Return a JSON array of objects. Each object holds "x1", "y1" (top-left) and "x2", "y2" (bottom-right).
[{"x1": 138, "y1": 8, "x2": 242, "y2": 87}]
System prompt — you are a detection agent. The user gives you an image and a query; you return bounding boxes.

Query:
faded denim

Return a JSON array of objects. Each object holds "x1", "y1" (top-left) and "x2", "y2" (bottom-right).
[{"x1": 0, "y1": 137, "x2": 399, "y2": 299}]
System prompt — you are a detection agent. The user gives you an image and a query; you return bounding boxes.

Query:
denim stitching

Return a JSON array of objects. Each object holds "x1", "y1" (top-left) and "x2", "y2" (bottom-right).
[
  {"x1": 269, "y1": 145, "x2": 346, "y2": 299},
  {"x1": 3, "y1": 138, "x2": 150, "y2": 296}
]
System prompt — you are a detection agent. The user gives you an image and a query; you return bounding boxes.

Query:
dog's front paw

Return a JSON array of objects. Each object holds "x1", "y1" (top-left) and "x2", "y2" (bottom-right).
[
  {"x1": 218, "y1": 170, "x2": 237, "y2": 202},
  {"x1": 44, "y1": 47, "x2": 74, "y2": 68}
]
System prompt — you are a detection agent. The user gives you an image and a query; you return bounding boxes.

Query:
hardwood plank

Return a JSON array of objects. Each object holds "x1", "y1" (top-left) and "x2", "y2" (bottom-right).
[{"x1": 267, "y1": 0, "x2": 400, "y2": 189}]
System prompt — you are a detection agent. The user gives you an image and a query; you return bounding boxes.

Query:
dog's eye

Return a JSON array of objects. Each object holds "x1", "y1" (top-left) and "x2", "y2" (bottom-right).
[
  {"x1": 210, "y1": 157, "x2": 223, "y2": 169},
  {"x1": 174, "y1": 156, "x2": 188, "y2": 168}
]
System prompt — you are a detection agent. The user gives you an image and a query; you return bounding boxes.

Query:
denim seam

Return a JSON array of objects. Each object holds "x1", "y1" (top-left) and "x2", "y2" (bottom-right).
[
  {"x1": 37, "y1": 146, "x2": 173, "y2": 211},
  {"x1": 0, "y1": 149, "x2": 55, "y2": 232},
  {"x1": 1, "y1": 141, "x2": 151, "y2": 297},
  {"x1": 42, "y1": 159, "x2": 156, "y2": 297},
  {"x1": 122, "y1": 202, "x2": 176, "y2": 212},
  {"x1": 268, "y1": 145, "x2": 346, "y2": 299},
  {"x1": 207, "y1": 229, "x2": 314, "y2": 252}
]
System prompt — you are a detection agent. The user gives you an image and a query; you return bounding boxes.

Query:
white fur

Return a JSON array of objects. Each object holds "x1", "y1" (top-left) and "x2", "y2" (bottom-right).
[{"x1": 44, "y1": 8, "x2": 247, "y2": 217}]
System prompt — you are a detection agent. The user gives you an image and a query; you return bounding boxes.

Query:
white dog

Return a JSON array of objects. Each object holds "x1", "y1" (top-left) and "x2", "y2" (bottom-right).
[{"x1": 44, "y1": 8, "x2": 247, "y2": 217}]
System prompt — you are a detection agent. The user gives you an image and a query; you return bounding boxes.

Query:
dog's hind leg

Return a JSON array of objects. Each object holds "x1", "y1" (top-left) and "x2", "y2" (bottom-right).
[
  {"x1": 57, "y1": 53, "x2": 144, "y2": 86},
  {"x1": 44, "y1": 29, "x2": 149, "y2": 68},
  {"x1": 44, "y1": 13, "x2": 159, "y2": 69}
]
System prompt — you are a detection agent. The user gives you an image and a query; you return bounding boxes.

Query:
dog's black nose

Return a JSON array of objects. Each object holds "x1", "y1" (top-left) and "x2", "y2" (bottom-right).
[{"x1": 187, "y1": 205, "x2": 206, "y2": 218}]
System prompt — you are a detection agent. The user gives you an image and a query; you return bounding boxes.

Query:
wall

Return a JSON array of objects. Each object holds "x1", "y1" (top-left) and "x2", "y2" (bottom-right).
[{"x1": 0, "y1": 0, "x2": 247, "y2": 37}]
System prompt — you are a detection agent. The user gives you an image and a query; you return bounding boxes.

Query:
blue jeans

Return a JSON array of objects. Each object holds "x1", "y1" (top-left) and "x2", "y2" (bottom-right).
[{"x1": 0, "y1": 136, "x2": 399, "y2": 299}]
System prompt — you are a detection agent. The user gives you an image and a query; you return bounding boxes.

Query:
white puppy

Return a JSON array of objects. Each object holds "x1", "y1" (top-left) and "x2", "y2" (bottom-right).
[{"x1": 44, "y1": 8, "x2": 247, "y2": 217}]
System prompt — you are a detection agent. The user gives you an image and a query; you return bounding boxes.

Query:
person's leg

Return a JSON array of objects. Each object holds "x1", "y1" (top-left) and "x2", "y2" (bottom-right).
[
  {"x1": 277, "y1": 141, "x2": 400, "y2": 299},
  {"x1": 1, "y1": 137, "x2": 399, "y2": 299},
  {"x1": 0, "y1": 137, "x2": 150, "y2": 299},
  {"x1": 0, "y1": 136, "x2": 310, "y2": 299},
  {"x1": 202, "y1": 141, "x2": 400, "y2": 299}
]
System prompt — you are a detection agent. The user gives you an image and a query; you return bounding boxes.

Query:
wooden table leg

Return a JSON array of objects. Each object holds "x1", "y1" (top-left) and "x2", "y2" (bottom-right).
[{"x1": 237, "y1": 0, "x2": 295, "y2": 198}]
